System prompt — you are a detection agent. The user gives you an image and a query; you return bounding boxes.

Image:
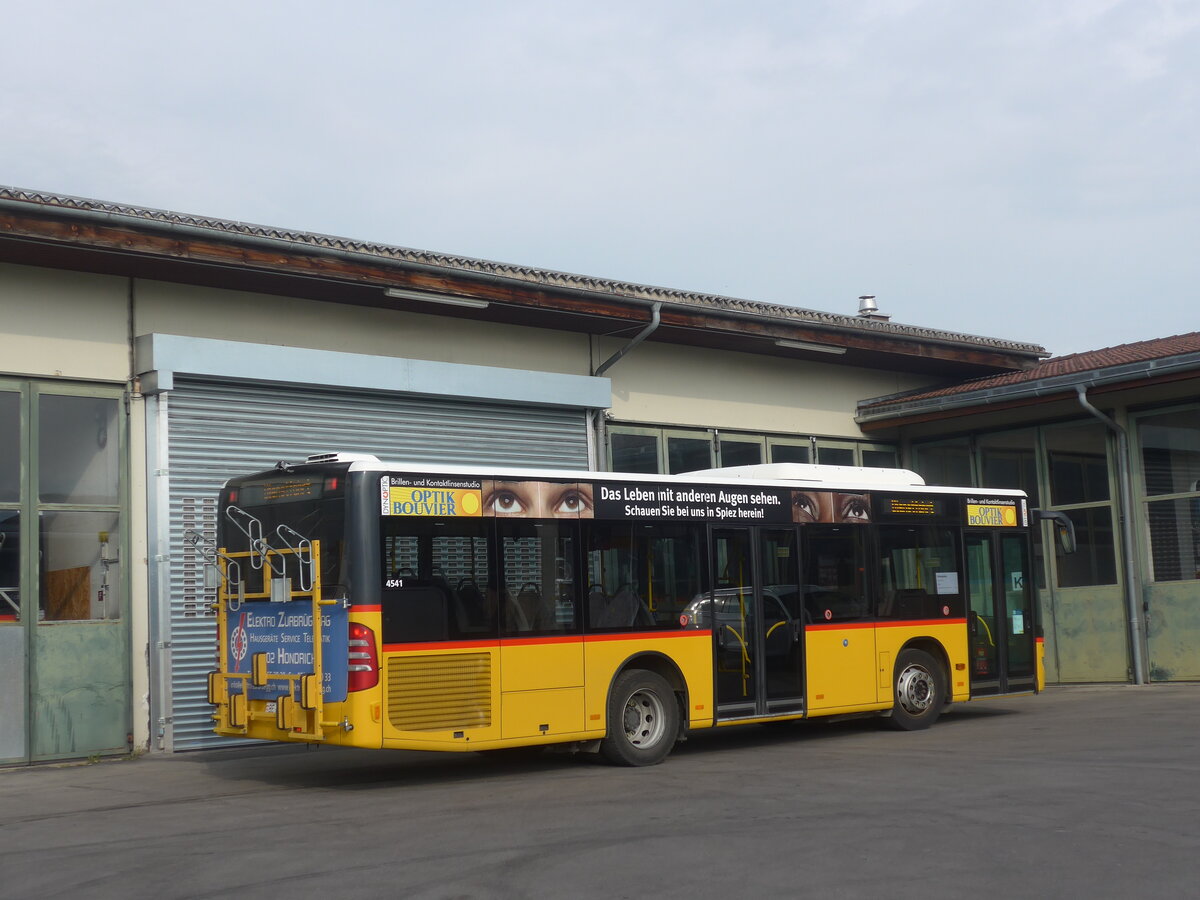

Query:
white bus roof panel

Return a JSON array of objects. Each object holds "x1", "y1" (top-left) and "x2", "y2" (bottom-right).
[{"x1": 680, "y1": 463, "x2": 925, "y2": 486}]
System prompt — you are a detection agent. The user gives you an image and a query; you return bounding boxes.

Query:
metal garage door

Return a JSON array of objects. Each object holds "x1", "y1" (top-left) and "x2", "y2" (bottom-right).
[{"x1": 164, "y1": 377, "x2": 590, "y2": 749}]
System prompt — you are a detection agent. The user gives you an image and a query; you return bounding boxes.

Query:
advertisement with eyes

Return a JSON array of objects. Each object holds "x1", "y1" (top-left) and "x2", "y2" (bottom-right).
[
  {"x1": 791, "y1": 490, "x2": 872, "y2": 524},
  {"x1": 481, "y1": 481, "x2": 594, "y2": 518}
]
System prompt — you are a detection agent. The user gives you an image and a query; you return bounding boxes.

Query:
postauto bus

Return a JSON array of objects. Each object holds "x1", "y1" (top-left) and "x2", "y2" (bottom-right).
[{"x1": 204, "y1": 453, "x2": 1068, "y2": 766}]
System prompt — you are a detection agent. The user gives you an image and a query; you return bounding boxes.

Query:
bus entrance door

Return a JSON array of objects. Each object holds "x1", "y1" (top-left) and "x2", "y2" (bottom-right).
[
  {"x1": 711, "y1": 527, "x2": 805, "y2": 719},
  {"x1": 965, "y1": 532, "x2": 1037, "y2": 696}
]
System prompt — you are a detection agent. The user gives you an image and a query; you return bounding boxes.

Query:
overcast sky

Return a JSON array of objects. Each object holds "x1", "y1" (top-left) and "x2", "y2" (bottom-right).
[{"x1": 4, "y1": 1, "x2": 1198, "y2": 356}]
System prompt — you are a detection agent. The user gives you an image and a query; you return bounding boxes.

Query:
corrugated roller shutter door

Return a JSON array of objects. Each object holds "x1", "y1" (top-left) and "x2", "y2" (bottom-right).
[{"x1": 166, "y1": 377, "x2": 589, "y2": 749}]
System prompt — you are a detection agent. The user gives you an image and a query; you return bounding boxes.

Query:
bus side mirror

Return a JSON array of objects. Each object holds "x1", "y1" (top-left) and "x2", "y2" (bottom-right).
[{"x1": 1035, "y1": 510, "x2": 1077, "y2": 555}]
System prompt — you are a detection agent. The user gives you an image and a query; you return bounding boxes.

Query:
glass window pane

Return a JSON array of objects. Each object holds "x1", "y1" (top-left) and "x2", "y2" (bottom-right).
[
  {"x1": 719, "y1": 439, "x2": 762, "y2": 468},
  {"x1": 913, "y1": 441, "x2": 973, "y2": 487},
  {"x1": 1055, "y1": 507, "x2": 1117, "y2": 587},
  {"x1": 978, "y1": 430, "x2": 1040, "y2": 506},
  {"x1": 587, "y1": 522, "x2": 703, "y2": 631},
  {"x1": 0, "y1": 392, "x2": 18, "y2": 503},
  {"x1": 39, "y1": 395, "x2": 119, "y2": 505},
  {"x1": 816, "y1": 444, "x2": 854, "y2": 466},
  {"x1": 380, "y1": 517, "x2": 495, "y2": 643},
  {"x1": 1147, "y1": 497, "x2": 1200, "y2": 582},
  {"x1": 876, "y1": 525, "x2": 963, "y2": 619},
  {"x1": 610, "y1": 431, "x2": 661, "y2": 474},
  {"x1": 1046, "y1": 423, "x2": 1109, "y2": 505},
  {"x1": 0, "y1": 510, "x2": 19, "y2": 623},
  {"x1": 39, "y1": 511, "x2": 121, "y2": 621},
  {"x1": 1139, "y1": 409, "x2": 1200, "y2": 497},
  {"x1": 965, "y1": 537, "x2": 998, "y2": 679},
  {"x1": 1000, "y1": 535, "x2": 1035, "y2": 677},
  {"x1": 803, "y1": 527, "x2": 869, "y2": 622},
  {"x1": 770, "y1": 443, "x2": 810, "y2": 464},
  {"x1": 668, "y1": 436, "x2": 712, "y2": 474},
  {"x1": 862, "y1": 448, "x2": 898, "y2": 469},
  {"x1": 499, "y1": 521, "x2": 577, "y2": 634}
]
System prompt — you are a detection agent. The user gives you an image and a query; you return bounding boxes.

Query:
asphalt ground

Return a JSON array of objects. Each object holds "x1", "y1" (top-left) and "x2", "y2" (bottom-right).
[{"x1": 2, "y1": 684, "x2": 1199, "y2": 900}]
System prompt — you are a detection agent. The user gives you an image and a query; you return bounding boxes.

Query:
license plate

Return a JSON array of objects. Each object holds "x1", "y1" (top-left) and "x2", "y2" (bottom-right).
[{"x1": 264, "y1": 701, "x2": 277, "y2": 713}]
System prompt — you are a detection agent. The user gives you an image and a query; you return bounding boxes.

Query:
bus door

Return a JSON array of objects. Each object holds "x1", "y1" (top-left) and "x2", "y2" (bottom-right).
[
  {"x1": 964, "y1": 532, "x2": 1036, "y2": 696},
  {"x1": 711, "y1": 527, "x2": 805, "y2": 718}
]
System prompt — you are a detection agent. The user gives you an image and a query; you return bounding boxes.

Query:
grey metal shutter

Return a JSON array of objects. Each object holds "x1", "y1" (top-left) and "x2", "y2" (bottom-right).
[{"x1": 165, "y1": 377, "x2": 588, "y2": 750}]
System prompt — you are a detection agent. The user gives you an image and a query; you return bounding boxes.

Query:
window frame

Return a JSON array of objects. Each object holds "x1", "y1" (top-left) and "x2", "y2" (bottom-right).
[
  {"x1": 1133, "y1": 402, "x2": 1200, "y2": 583},
  {"x1": 30, "y1": 384, "x2": 129, "y2": 624},
  {"x1": 607, "y1": 423, "x2": 897, "y2": 475}
]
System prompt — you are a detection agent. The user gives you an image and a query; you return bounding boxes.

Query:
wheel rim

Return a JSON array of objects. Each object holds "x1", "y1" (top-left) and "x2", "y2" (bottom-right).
[
  {"x1": 896, "y1": 663, "x2": 936, "y2": 715},
  {"x1": 622, "y1": 688, "x2": 666, "y2": 748}
]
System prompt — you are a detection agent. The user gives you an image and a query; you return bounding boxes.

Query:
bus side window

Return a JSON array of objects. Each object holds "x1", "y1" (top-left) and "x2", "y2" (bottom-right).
[
  {"x1": 875, "y1": 525, "x2": 963, "y2": 620},
  {"x1": 380, "y1": 519, "x2": 496, "y2": 643},
  {"x1": 802, "y1": 526, "x2": 869, "y2": 622},
  {"x1": 584, "y1": 522, "x2": 703, "y2": 632},
  {"x1": 498, "y1": 520, "x2": 578, "y2": 635}
]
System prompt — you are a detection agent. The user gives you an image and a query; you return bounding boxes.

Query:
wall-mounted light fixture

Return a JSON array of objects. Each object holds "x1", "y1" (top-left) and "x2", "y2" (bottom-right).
[
  {"x1": 383, "y1": 287, "x2": 490, "y2": 309},
  {"x1": 774, "y1": 339, "x2": 847, "y2": 355}
]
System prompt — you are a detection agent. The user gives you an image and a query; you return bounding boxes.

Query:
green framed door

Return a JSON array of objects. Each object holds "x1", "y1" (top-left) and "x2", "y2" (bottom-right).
[
  {"x1": 31, "y1": 385, "x2": 130, "y2": 760},
  {"x1": 0, "y1": 382, "x2": 131, "y2": 764}
]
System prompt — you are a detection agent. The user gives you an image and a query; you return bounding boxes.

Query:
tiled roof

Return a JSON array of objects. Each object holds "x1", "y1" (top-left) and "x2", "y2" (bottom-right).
[
  {"x1": 862, "y1": 332, "x2": 1200, "y2": 410},
  {"x1": 0, "y1": 185, "x2": 1047, "y2": 356}
]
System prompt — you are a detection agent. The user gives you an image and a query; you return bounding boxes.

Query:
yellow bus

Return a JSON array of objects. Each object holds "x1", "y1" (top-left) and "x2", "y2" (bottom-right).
[{"x1": 204, "y1": 453, "x2": 1063, "y2": 766}]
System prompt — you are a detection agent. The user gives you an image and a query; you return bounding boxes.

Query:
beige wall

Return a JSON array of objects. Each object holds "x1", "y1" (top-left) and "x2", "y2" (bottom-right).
[
  {"x1": 132, "y1": 279, "x2": 590, "y2": 376},
  {"x1": 133, "y1": 277, "x2": 937, "y2": 439},
  {"x1": 0, "y1": 263, "x2": 129, "y2": 382},
  {"x1": 603, "y1": 339, "x2": 937, "y2": 438},
  {"x1": 128, "y1": 395, "x2": 150, "y2": 751}
]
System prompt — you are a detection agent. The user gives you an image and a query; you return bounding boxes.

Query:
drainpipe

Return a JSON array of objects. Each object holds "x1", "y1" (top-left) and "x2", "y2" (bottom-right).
[
  {"x1": 1075, "y1": 386, "x2": 1147, "y2": 684},
  {"x1": 594, "y1": 302, "x2": 662, "y2": 377},
  {"x1": 591, "y1": 302, "x2": 662, "y2": 471}
]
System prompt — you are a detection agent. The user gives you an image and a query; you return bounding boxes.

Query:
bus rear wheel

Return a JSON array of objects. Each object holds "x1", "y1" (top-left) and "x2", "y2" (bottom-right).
[
  {"x1": 889, "y1": 648, "x2": 945, "y2": 731},
  {"x1": 600, "y1": 669, "x2": 679, "y2": 766}
]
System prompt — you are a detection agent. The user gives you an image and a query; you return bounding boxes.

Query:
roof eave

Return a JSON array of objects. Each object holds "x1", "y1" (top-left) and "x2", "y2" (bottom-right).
[
  {"x1": 0, "y1": 186, "x2": 1048, "y2": 368},
  {"x1": 856, "y1": 351, "x2": 1200, "y2": 426}
]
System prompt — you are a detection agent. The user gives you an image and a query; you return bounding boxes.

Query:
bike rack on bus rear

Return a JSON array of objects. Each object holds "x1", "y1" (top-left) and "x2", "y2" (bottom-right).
[{"x1": 193, "y1": 513, "x2": 340, "y2": 741}]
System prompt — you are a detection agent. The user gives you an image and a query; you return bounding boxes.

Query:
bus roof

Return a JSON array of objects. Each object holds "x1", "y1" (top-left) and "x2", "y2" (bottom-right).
[{"x1": 282, "y1": 453, "x2": 1029, "y2": 500}]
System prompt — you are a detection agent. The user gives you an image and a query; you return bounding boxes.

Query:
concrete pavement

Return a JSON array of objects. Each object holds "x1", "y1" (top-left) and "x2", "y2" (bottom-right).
[{"x1": 3, "y1": 684, "x2": 1199, "y2": 899}]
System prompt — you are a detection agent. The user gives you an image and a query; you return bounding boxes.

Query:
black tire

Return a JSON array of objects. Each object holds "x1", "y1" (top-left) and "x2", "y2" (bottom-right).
[
  {"x1": 600, "y1": 669, "x2": 680, "y2": 766},
  {"x1": 888, "y1": 648, "x2": 946, "y2": 731}
]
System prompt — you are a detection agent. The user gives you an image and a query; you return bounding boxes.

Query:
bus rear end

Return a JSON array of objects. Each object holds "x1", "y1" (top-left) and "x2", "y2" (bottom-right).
[{"x1": 206, "y1": 456, "x2": 383, "y2": 748}]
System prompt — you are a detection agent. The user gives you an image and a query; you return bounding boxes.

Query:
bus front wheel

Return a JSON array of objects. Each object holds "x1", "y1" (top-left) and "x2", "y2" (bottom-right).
[
  {"x1": 889, "y1": 648, "x2": 945, "y2": 731},
  {"x1": 600, "y1": 669, "x2": 679, "y2": 766}
]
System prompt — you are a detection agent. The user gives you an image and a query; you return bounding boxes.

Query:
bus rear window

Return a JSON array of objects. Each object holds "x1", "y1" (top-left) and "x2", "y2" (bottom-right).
[{"x1": 218, "y1": 495, "x2": 347, "y2": 599}]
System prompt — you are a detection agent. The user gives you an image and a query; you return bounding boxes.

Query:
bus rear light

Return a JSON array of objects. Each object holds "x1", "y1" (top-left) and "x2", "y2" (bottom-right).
[{"x1": 347, "y1": 622, "x2": 379, "y2": 692}]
